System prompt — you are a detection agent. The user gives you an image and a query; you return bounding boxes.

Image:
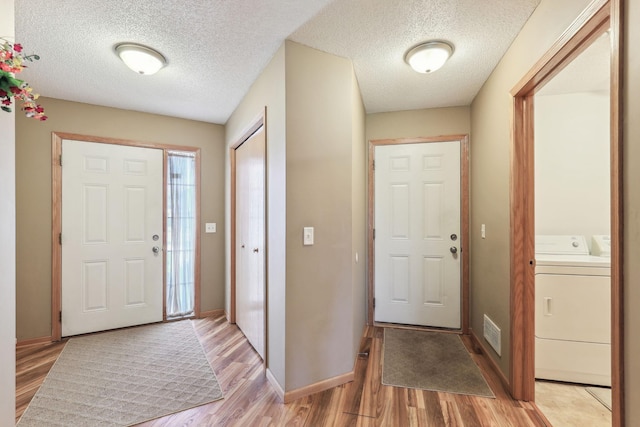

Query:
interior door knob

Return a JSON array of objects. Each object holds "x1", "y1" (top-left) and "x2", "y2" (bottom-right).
[{"x1": 450, "y1": 246, "x2": 458, "y2": 254}]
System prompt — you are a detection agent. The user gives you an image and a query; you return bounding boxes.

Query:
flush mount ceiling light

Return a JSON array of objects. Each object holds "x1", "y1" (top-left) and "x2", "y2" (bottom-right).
[
  {"x1": 115, "y1": 43, "x2": 167, "y2": 75},
  {"x1": 404, "y1": 41, "x2": 454, "y2": 74}
]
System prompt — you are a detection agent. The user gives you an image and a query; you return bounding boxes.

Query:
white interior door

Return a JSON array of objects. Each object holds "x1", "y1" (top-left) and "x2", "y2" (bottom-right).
[
  {"x1": 235, "y1": 126, "x2": 266, "y2": 359},
  {"x1": 374, "y1": 141, "x2": 461, "y2": 328},
  {"x1": 61, "y1": 139, "x2": 164, "y2": 336}
]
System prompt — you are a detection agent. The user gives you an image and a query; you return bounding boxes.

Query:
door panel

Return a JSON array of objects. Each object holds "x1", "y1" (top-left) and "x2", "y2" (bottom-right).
[
  {"x1": 61, "y1": 139, "x2": 163, "y2": 336},
  {"x1": 235, "y1": 126, "x2": 266, "y2": 360},
  {"x1": 374, "y1": 141, "x2": 461, "y2": 328}
]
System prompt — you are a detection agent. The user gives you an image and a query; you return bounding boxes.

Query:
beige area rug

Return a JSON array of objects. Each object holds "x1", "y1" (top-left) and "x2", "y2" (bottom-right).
[
  {"x1": 382, "y1": 328, "x2": 494, "y2": 398},
  {"x1": 18, "y1": 320, "x2": 223, "y2": 426}
]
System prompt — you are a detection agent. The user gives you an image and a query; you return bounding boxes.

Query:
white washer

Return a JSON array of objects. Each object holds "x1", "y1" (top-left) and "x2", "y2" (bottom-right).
[{"x1": 535, "y1": 235, "x2": 611, "y2": 386}]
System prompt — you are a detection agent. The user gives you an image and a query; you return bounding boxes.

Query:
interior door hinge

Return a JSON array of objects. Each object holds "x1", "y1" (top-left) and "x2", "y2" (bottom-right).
[
  {"x1": 373, "y1": 229, "x2": 375, "y2": 240},
  {"x1": 59, "y1": 155, "x2": 62, "y2": 166},
  {"x1": 59, "y1": 311, "x2": 62, "y2": 322},
  {"x1": 373, "y1": 298, "x2": 376, "y2": 308},
  {"x1": 372, "y1": 160, "x2": 375, "y2": 170},
  {"x1": 59, "y1": 233, "x2": 62, "y2": 245}
]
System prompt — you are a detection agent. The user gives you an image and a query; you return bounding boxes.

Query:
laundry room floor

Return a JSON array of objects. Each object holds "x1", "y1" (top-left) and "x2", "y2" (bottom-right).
[{"x1": 535, "y1": 380, "x2": 611, "y2": 426}]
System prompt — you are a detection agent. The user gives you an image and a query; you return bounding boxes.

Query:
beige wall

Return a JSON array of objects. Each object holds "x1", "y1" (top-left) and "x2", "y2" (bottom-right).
[
  {"x1": 226, "y1": 41, "x2": 366, "y2": 393},
  {"x1": 284, "y1": 40, "x2": 359, "y2": 390},
  {"x1": 16, "y1": 98, "x2": 226, "y2": 340},
  {"x1": 365, "y1": 107, "x2": 470, "y2": 333},
  {"x1": 351, "y1": 70, "x2": 367, "y2": 356},
  {"x1": 225, "y1": 44, "x2": 287, "y2": 386},
  {"x1": 469, "y1": 0, "x2": 640, "y2": 420},
  {"x1": 469, "y1": 0, "x2": 592, "y2": 376},
  {"x1": 0, "y1": 0, "x2": 16, "y2": 422},
  {"x1": 624, "y1": 0, "x2": 639, "y2": 422},
  {"x1": 366, "y1": 107, "x2": 471, "y2": 141}
]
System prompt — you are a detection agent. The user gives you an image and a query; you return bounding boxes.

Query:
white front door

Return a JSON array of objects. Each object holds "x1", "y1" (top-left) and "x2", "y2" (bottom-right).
[
  {"x1": 61, "y1": 139, "x2": 164, "y2": 336},
  {"x1": 374, "y1": 141, "x2": 461, "y2": 328},
  {"x1": 235, "y1": 126, "x2": 266, "y2": 359}
]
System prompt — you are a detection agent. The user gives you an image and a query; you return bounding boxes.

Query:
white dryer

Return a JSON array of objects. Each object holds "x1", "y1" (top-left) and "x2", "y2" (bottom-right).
[{"x1": 535, "y1": 235, "x2": 611, "y2": 386}]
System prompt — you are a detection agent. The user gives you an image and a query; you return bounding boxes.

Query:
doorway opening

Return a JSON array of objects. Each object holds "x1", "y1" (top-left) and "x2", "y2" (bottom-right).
[
  {"x1": 367, "y1": 135, "x2": 470, "y2": 332},
  {"x1": 51, "y1": 132, "x2": 202, "y2": 340},
  {"x1": 509, "y1": 0, "x2": 623, "y2": 426},
  {"x1": 533, "y1": 30, "x2": 612, "y2": 426}
]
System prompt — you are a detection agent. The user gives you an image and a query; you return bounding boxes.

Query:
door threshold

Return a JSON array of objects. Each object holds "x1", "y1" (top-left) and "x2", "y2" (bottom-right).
[{"x1": 374, "y1": 321, "x2": 462, "y2": 334}]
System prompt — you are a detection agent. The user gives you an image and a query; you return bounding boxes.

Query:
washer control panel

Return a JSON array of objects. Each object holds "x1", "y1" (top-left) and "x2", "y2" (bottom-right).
[{"x1": 535, "y1": 235, "x2": 589, "y2": 255}]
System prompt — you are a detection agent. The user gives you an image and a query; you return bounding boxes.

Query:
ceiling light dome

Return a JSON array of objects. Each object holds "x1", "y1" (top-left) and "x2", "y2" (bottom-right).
[
  {"x1": 405, "y1": 41, "x2": 454, "y2": 74},
  {"x1": 115, "y1": 43, "x2": 167, "y2": 75}
]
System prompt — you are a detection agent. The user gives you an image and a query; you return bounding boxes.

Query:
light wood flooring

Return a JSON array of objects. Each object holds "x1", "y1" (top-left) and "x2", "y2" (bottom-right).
[{"x1": 17, "y1": 314, "x2": 548, "y2": 426}]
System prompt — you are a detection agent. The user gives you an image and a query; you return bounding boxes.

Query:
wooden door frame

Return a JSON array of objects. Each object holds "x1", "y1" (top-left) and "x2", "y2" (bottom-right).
[
  {"x1": 51, "y1": 132, "x2": 202, "y2": 341},
  {"x1": 229, "y1": 108, "x2": 267, "y2": 337},
  {"x1": 367, "y1": 135, "x2": 470, "y2": 333},
  {"x1": 509, "y1": 1, "x2": 624, "y2": 425}
]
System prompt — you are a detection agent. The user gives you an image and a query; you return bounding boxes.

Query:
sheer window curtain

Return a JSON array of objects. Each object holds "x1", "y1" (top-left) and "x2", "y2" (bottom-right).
[{"x1": 166, "y1": 151, "x2": 196, "y2": 318}]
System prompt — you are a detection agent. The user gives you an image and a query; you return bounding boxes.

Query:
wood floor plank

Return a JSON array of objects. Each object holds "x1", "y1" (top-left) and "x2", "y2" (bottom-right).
[
  {"x1": 16, "y1": 314, "x2": 545, "y2": 426},
  {"x1": 422, "y1": 391, "x2": 447, "y2": 425},
  {"x1": 339, "y1": 336, "x2": 371, "y2": 418}
]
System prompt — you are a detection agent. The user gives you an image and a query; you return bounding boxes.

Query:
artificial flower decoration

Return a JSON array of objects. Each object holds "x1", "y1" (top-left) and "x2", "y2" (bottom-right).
[{"x1": 0, "y1": 38, "x2": 47, "y2": 121}]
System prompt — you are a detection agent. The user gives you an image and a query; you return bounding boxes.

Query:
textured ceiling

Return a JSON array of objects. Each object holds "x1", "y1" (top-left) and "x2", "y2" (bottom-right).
[
  {"x1": 290, "y1": 0, "x2": 541, "y2": 113},
  {"x1": 15, "y1": 0, "x2": 540, "y2": 124}
]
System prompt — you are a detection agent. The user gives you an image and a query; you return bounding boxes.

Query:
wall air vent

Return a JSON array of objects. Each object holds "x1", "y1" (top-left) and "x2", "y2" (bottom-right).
[{"x1": 483, "y1": 314, "x2": 502, "y2": 356}]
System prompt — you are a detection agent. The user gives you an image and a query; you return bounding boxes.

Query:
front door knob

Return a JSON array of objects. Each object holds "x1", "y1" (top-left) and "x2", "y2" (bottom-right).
[
  {"x1": 450, "y1": 246, "x2": 458, "y2": 254},
  {"x1": 152, "y1": 246, "x2": 160, "y2": 254}
]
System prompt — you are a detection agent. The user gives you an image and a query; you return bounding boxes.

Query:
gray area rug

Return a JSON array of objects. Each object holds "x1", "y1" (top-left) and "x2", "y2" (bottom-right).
[
  {"x1": 383, "y1": 328, "x2": 495, "y2": 398},
  {"x1": 18, "y1": 320, "x2": 223, "y2": 426}
]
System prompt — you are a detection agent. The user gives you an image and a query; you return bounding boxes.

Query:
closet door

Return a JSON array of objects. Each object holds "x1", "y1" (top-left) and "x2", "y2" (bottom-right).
[{"x1": 235, "y1": 126, "x2": 266, "y2": 359}]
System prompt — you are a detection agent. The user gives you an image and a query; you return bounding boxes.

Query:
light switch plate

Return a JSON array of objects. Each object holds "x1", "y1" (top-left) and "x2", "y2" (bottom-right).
[
  {"x1": 303, "y1": 227, "x2": 314, "y2": 245},
  {"x1": 205, "y1": 223, "x2": 216, "y2": 233}
]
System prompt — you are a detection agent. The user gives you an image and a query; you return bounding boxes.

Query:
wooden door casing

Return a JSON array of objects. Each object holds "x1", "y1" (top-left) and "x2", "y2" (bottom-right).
[{"x1": 374, "y1": 141, "x2": 462, "y2": 329}]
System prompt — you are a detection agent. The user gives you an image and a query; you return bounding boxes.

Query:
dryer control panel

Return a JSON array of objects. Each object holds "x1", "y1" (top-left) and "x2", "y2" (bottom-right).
[{"x1": 592, "y1": 235, "x2": 611, "y2": 257}]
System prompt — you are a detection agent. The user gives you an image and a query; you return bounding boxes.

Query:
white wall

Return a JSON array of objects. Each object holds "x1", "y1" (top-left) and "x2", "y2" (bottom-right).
[
  {"x1": 535, "y1": 91, "x2": 610, "y2": 246},
  {"x1": 0, "y1": 0, "x2": 17, "y2": 423}
]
